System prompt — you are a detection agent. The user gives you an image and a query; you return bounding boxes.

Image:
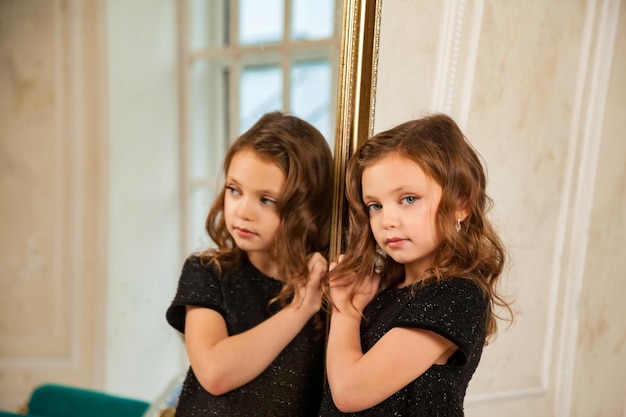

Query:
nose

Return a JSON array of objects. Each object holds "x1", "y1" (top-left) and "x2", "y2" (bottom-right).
[
  {"x1": 235, "y1": 196, "x2": 254, "y2": 220},
  {"x1": 380, "y1": 206, "x2": 398, "y2": 229}
]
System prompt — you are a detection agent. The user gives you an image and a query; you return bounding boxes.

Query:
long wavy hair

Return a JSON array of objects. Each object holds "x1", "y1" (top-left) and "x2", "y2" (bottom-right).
[
  {"x1": 200, "y1": 111, "x2": 333, "y2": 307},
  {"x1": 331, "y1": 113, "x2": 511, "y2": 340}
]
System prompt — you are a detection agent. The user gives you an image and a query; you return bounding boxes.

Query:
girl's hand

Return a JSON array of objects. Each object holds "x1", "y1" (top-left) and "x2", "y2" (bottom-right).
[
  {"x1": 291, "y1": 252, "x2": 326, "y2": 314},
  {"x1": 329, "y1": 255, "x2": 380, "y2": 317}
]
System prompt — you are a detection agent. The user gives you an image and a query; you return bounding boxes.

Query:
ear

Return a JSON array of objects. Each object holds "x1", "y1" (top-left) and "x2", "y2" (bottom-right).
[{"x1": 455, "y1": 201, "x2": 470, "y2": 221}]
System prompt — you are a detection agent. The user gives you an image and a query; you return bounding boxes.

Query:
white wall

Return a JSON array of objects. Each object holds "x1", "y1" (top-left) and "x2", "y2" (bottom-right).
[{"x1": 105, "y1": 0, "x2": 185, "y2": 401}]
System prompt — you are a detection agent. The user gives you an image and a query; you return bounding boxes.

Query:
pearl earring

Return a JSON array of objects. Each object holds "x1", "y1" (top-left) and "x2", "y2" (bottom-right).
[{"x1": 456, "y1": 217, "x2": 462, "y2": 232}]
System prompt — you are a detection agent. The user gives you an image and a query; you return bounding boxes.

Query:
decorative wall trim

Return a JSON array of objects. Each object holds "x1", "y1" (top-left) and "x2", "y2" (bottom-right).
[
  {"x1": 548, "y1": 0, "x2": 597, "y2": 399},
  {"x1": 69, "y1": 0, "x2": 83, "y2": 370},
  {"x1": 0, "y1": 0, "x2": 79, "y2": 369},
  {"x1": 92, "y1": 0, "x2": 110, "y2": 388},
  {"x1": 466, "y1": 385, "x2": 547, "y2": 408},
  {"x1": 432, "y1": 0, "x2": 466, "y2": 114},
  {"x1": 431, "y1": 0, "x2": 484, "y2": 130},
  {"x1": 52, "y1": 0, "x2": 65, "y2": 343},
  {"x1": 458, "y1": 0, "x2": 483, "y2": 129},
  {"x1": 431, "y1": 1, "x2": 620, "y2": 411},
  {"x1": 554, "y1": 0, "x2": 621, "y2": 416}
]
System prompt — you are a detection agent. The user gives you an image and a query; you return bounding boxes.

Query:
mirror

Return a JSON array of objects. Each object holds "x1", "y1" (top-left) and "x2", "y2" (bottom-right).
[
  {"x1": 180, "y1": 0, "x2": 343, "y2": 254},
  {"x1": 330, "y1": 0, "x2": 382, "y2": 258}
]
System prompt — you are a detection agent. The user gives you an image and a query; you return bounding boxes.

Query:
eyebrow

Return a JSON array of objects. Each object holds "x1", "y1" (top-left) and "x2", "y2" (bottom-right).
[
  {"x1": 363, "y1": 185, "x2": 415, "y2": 201},
  {"x1": 226, "y1": 176, "x2": 282, "y2": 197}
]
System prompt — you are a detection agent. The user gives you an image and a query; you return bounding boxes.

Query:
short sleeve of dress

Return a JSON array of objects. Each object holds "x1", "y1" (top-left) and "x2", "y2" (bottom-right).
[
  {"x1": 394, "y1": 278, "x2": 487, "y2": 365},
  {"x1": 165, "y1": 256, "x2": 225, "y2": 334}
]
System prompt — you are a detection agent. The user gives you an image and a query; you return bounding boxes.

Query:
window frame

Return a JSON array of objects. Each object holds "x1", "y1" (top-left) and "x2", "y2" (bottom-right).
[{"x1": 177, "y1": 0, "x2": 342, "y2": 255}]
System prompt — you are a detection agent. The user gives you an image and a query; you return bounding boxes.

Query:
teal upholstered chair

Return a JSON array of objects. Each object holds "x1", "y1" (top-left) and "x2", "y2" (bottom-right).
[{"x1": 0, "y1": 384, "x2": 150, "y2": 417}]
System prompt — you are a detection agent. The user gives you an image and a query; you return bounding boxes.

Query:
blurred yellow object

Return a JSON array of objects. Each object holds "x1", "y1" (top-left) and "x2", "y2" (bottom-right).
[{"x1": 159, "y1": 407, "x2": 176, "y2": 417}]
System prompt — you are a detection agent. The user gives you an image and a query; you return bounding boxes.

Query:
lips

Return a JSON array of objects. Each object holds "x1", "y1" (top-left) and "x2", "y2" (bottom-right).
[
  {"x1": 385, "y1": 237, "x2": 407, "y2": 248},
  {"x1": 234, "y1": 226, "x2": 257, "y2": 238}
]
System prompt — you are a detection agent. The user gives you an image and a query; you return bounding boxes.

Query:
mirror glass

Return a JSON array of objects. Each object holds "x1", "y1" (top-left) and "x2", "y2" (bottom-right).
[{"x1": 182, "y1": 0, "x2": 341, "y2": 253}]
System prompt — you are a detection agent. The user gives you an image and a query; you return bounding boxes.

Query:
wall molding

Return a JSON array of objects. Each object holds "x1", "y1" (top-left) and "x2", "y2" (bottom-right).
[
  {"x1": 430, "y1": 1, "x2": 621, "y2": 411},
  {"x1": 0, "y1": 0, "x2": 108, "y2": 400},
  {"x1": 554, "y1": 0, "x2": 621, "y2": 416},
  {"x1": 458, "y1": 0, "x2": 483, "y2": 129},
  {"x1": 432, "y1": 0, "x2": 466, "y2": 114},
  {"x1": 466, "y1": 385, "x2": 547, "y2": 408}
]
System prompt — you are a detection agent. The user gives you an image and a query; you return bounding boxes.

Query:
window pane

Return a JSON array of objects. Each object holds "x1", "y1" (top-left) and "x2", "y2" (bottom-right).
[
  {"x1": 190, "y1": 0, "x2": 229, "y2": 49},
  {"x1": 240, "y1": 65, "x2": 283, "y2": 133},
  {"x1": 190, "y1": 186, "x2": 214, "y2": 251},
  {"x1": 291, "y1": 0, "x2": 334, "y2": 40},
  {"x1": 290, "y1": 60, "x2": 332, "y2": 143},
  {"x1": 190, "y1": 60, "x2": 228, "y2": 178},
  {"x1": 239, "y1": 0, "x2": 284, "y2": 45}
]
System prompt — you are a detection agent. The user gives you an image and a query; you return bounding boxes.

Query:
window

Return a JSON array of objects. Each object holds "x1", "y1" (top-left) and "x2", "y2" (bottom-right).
[{"x1": 179, "y1": 0, "x2": 340, "y2": 253}]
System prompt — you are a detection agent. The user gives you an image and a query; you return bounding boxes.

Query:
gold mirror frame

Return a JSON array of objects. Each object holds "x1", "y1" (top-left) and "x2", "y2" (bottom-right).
[{"x1": 330, "y1": 0, "x2": 383, "y2": 260}]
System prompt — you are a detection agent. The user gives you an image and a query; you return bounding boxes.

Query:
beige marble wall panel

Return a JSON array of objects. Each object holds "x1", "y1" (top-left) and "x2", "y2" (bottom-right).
[
  {"x1": 374, "y1": 0, "x2": 441, "y2": 131},
  {"x1": 0, "y1": 0, "x2": 107, "y2": 410},
  {"x1": 0, "y1": 1, "x2": 71, "y2": 358},
  {"x1": 571, "y1": 2, "x2": 626, "y2": 415},
  {"x1": 466, "y1": 0, "x2": 588, "y2": 397}
]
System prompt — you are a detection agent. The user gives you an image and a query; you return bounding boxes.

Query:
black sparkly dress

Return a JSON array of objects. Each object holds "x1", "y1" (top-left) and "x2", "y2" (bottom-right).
[
  {"x1": 166, "y1": 255, "x2": 325, "y2": 417},
  {"x1": 319, "y1": 278, "x2": 488, "y2": 417}
]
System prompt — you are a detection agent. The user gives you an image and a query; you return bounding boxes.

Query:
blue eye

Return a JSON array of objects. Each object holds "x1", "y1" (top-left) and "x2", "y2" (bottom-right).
[
  {"x1": 401, "y1": 195, "x2": 418, "y2": 205},
  {"x1": 261, "y1": 197, "x2": 277, "y2": 206},
  {"x1": 226, "y1": 185, "x2": 240, "y2": 196},
  {"x1": 367, "y1": 202, "x2": 382, "y2": 212}
]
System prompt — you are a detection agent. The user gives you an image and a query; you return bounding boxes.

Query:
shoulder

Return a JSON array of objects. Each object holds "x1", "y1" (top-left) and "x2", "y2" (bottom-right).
[
  {"x1": 178, "y1": 254, "x2": 222, "y2": 284},
  {"x1": 166, "y1": 255, "x2": 224, "y2": 333},
  {"x1": 398, "y1": 277, "x2": 488, "y2": 335},
  {"x1": 398, "y1": 278, "x2": 488, "y2": 361},
  {"x1": 414, "y1": 277, "x2": 485, "y2": 307},
  {"x1": 171, "y1": 254, "x2": 227, "y2": 307},
  {"x1": 182, "y1": 254, "x2": 217, "y2": 273}
]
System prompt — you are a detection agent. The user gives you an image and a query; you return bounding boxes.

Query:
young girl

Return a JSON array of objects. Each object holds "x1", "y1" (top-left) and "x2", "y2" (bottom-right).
[
  {"x1": 166, "y1": 112, "x2": 333, "y2": 417},
  {"x1": 320, "y1": 113, "x2": 511, "y2": 416}
]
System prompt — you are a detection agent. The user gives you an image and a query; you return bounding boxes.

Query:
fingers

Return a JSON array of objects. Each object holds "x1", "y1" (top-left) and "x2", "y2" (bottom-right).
[
  {"x1": 308, "y1": 252, "x2": 347, "y2": 275},
  {"x1": 328, "y1": 252, "x2": 349, "y2": 275},
  {"x1": 291, "y1": 253, "x2": 327, "y2": 312},
  {"x1": 308, "y1": 262, "x2": 325, "y2": 288},
  {"x1": 328, "y1": 271, "x2": 353, "y2": 289},
  {"x1": 307, "y1": 252, "x2": 327, "y2": 273},
  {"x1": 307, "y1": 253, "x2": 327, "y2": 286}
]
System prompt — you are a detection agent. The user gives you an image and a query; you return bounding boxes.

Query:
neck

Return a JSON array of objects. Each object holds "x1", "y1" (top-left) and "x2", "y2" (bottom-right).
[
  {"x1": 246, "y1": 252, "x2": 279, "y2": 280},
  {"x1": 400, "y1": 264, "x2": 430, "y2": 288}
]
